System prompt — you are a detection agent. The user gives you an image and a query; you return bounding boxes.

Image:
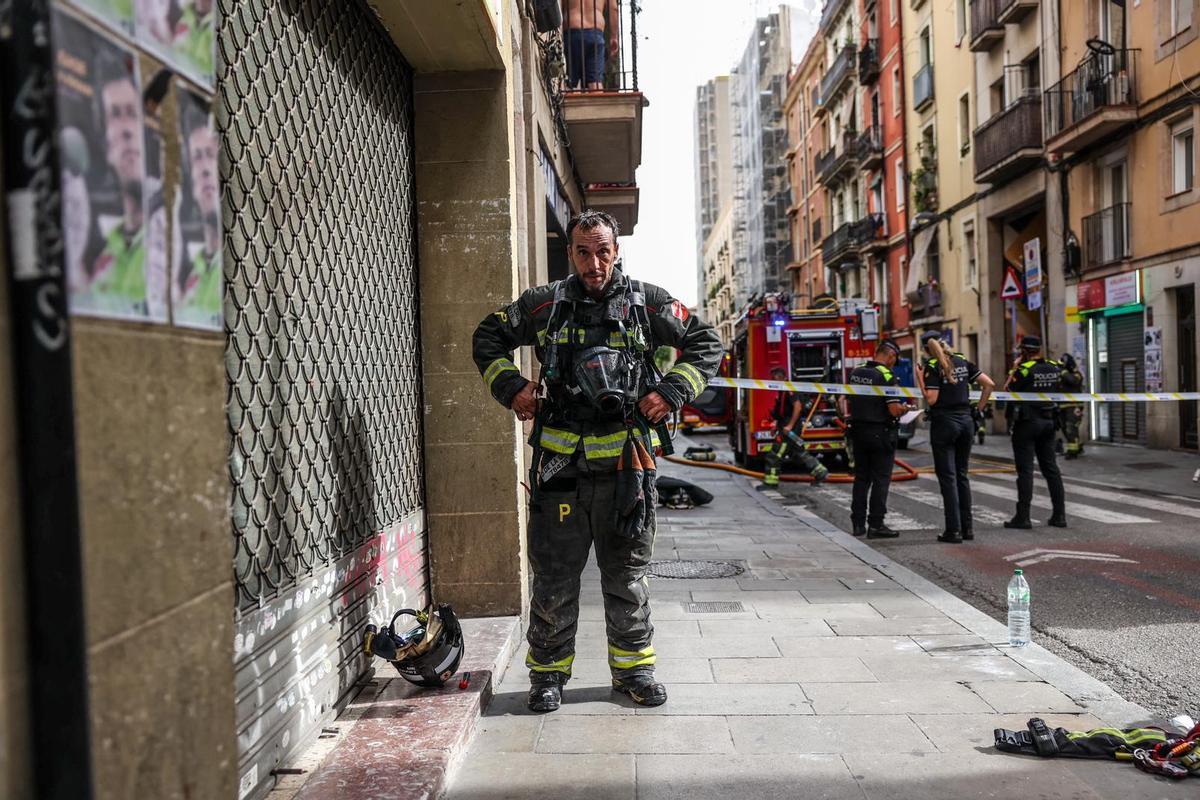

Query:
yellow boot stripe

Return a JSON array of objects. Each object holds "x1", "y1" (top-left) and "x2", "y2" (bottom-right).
[{"x1": 526, "y1": 652, "x2": 575, "y2": 675}]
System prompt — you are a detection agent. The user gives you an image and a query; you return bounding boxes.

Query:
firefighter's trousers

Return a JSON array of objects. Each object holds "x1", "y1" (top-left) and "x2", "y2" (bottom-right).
[
  {"x1": 1060, "y1": 405, "x2": 1084, "y2": 456},
  {"x1": 763, "y1": 430, "x2": 822, "y2": 485},
  {"x1": 525, "y1": 458, "x2": 657, "y2": 680}
]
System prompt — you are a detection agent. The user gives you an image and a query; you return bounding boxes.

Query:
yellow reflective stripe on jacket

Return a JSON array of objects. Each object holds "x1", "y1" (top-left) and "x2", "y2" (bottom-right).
[
  {"x1": 526, "y1": 651, "x2": 575, "y2": 675},
  {"x1": 607, "y1": 644, "x2": 656, "y2": 669},
  {"x1": 540, "y1": 426, "x2": 581, "y2": 454},
  {"x1": 583, "y1": 430, "x2": 629, "y2": 460},
  {"x1": 484, "y1": 358, "x2": 519, "y2": 389},
  {"x1": 668, "y1": 362, "x2": 706, "y2": 396}
]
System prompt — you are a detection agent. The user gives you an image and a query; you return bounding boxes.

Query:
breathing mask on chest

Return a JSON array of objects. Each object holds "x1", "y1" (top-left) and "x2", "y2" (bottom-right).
[{"x1": 572, "y1": 345, "x2": 643, "y2": 419}]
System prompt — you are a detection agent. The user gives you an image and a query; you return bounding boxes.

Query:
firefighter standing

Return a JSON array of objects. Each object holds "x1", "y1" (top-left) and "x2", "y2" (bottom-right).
[
  {"x1": 472, "y1": 210, "x2": 722, "y2": 713},
  {"x1": 922, "y1": 332, "x2": 995, "y2": 544},
  {"x1": 1058, "y1": 354, "x2": 1085, "y2": 459},
  {"x1": 760, "y1": 366, "x2": 830, "y2": 488},
  {"x1": 845, "y1": 339, "x2": 909, "y2": 538},
  {"x1": 1004, "y1": 336, "x2": 1067, "y2": 529}
]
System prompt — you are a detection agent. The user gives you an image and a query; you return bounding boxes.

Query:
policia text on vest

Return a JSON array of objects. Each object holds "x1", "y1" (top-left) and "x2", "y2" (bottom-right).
[
  {"x1": 1003, "y1": 337, "x2": 1066, "y2": 530},
  {"x1": 472, "y1": 212, "x2": 721, "y2": 713},
  {"x1": 844, "y1": 339, "x2": 909, "y2": 539}
]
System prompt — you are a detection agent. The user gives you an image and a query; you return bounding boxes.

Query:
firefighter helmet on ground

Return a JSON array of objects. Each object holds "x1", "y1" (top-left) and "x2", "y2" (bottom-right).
[{"x1": 363, "y1": 603, "x2": 465, "y2": 687}]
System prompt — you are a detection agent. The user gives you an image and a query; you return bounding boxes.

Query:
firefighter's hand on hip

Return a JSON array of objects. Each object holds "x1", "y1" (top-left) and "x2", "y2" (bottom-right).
[
  {"x1": 511, "y1": 382, "x2": 540, "y2": 421},
  {"x1": 638, "y1": 391, "x2": 671, "y2": 424}
]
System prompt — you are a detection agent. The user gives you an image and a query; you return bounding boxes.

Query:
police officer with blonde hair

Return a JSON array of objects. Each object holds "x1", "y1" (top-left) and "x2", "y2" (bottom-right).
[{"x1": 922, "y1": 331, "x2": 994, "y2": 543}]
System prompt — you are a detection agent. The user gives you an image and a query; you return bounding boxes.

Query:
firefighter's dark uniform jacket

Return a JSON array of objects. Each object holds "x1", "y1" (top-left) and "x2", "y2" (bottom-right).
[{"x1": 472, "y1": 270, "x2": 722, "y2": 679}]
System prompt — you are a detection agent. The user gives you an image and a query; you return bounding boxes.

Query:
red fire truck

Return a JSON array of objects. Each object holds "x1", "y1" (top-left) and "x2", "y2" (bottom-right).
[{"x1": 729, "y1": 294, "x2": 881, "y2": 470}]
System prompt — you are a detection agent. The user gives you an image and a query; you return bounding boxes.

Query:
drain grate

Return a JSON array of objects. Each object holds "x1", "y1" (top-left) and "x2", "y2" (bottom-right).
[
  {"x1": 647, "y1": 559, "x2": 745, "y2": 579},
  {"x1": 683, "y1": 601, "x2": 745, "y2": 614},
  {"x1": 1126, "y1": 462, "x2": 1172, "y2": 471}
]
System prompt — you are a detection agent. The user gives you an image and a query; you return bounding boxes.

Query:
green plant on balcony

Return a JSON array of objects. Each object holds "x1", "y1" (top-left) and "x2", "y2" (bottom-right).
[{"x1": 911, "y1": 149, "x2": 938, "y2": 213}]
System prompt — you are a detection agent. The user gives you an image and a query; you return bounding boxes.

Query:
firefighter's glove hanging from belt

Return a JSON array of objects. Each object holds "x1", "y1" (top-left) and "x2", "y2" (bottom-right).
[{"x1": 615, "y1": 432, "x2": 657, "y2": 538}]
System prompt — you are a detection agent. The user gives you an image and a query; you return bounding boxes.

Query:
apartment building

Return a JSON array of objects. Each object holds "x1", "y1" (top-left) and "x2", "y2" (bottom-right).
[
  {"x1": 703, "y1": 204, "x2": 737, "y2": 345},
  {"x1": 732, "y1": 9, "x2": 797, "y2": 306},
  {"x1": 902, "y1": 0, "x2": 981, "y2": 358},
  {"x1": 785, "y1": 34, "x2": 827, "y2": 308},
  {"x1": 814, "y1": 0, "x2": 868, "y2": 301},
  {"x1": 1047, "y1": 0, "x2": 1200, "y2": 450},
  {"x1": 970, "y1": 0, "x2": 1057, "y2": 375},
  {"x1": 694, "y1": 76, "x2": 734, "y2": 316},
  {"x1": 860, "y1": 0, "x2": 910, "y2": 347}
]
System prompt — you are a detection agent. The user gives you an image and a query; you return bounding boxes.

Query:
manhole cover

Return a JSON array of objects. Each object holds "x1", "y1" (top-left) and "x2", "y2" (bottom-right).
[
  {"x1": 647, "y1": 560, "x2": 745, "y2": 579},
  {"x1": 683, "y1": 601, "x2": 745, "y2": 613}
]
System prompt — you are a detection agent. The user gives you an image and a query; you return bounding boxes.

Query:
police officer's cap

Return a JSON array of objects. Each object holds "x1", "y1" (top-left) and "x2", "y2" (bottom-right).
[
  {"x1": 920, "y1": 330, "x2": 942, "y2": 345},
  {"x1": 876, "y1": 339, "x2": 900, "y2": 356},
  {"x1": 1019, "y1": 335, "x2": 1042, "y2": 350}
]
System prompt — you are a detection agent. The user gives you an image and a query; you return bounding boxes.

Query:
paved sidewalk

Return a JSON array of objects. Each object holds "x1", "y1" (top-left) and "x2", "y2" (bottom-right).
[{"x1": 444, "y1": 457, "x2": 1195, "y2": 800}]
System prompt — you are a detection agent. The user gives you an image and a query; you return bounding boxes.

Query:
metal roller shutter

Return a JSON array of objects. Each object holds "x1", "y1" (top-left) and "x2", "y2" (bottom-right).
[
  {"x1": 1106, "y1": 311, "x2": 1145, "y2": 444},
  {"x1": 216, "y1": 2, "x2": 427, "y2": 797}
]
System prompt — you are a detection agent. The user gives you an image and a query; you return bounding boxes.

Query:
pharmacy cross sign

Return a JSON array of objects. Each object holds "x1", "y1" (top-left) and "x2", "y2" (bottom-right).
[{"x1": 1003, "y1": 548, "x2": 1139, "y2": 567}]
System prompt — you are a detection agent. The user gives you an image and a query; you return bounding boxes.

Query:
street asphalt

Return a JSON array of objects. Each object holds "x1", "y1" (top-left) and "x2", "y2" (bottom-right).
[{"x1": 735, "y1": 426, "x2": 1200, "y2": 722}]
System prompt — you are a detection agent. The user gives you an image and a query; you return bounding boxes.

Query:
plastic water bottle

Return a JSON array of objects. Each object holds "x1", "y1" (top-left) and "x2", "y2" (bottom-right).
[{"x1": 1007, "y1": 569, "x2": 1031, "y2": 647}]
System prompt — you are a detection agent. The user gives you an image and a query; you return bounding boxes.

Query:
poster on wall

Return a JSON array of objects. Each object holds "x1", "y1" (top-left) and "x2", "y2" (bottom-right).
[
  {"x1": 172, "y1": 86, "x2": 222, "y2": 331},
  {"x1": 133, "y1": 0, "x2": 216, "y2": 89},
  {"x1": 53, "y1": 8, "x2": 169, "y2": 323},
  {"x1": 68, "y1": 0, "x2": 134, "y2": 35},
  {"x1": 1144, "y1": 326, "x2": 1164, "y2": 392}
]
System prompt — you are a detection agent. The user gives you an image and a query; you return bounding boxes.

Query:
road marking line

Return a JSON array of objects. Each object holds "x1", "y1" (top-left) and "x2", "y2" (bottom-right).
[
  {"x1": 955, "y1": 475, "x2": 1154, "y2": 524},
  {"x1": 811, "y1": 487, "x2": 937, "y2": 530},
  {"x1": 1051, "y1": 480, "x2": 1200, "y2": 518},
  {"x1": 1003, "y1": 548, "x2": 1138, "y2": 567},
  {"x1": 892, "y1": 485, "x2": 1010, "y2": 527}
]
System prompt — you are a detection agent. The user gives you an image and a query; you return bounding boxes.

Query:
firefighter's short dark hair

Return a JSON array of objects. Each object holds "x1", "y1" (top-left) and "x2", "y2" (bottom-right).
[{"x1": 566, "y1": 209, "x2": 620, "y2": 244}]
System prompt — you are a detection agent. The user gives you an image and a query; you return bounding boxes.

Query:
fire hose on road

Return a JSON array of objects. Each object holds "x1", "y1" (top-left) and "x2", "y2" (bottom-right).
[{"x1": 664, "y1": 453, "x2": 921, "y2": 483}]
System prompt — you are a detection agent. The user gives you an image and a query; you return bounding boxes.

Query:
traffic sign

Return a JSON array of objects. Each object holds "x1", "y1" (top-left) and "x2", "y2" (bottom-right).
[
  {"x1": 1024, "y1": 238, "x2": 1042, "y2": 290},
  {"x1": 1001, "y1": 266, "x2": 1023, "y2": 300}
]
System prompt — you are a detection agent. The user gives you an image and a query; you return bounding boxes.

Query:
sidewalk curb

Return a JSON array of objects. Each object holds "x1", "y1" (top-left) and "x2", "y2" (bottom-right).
[{"x1": 757, "y1": 483, "x2": 1154, "y2": 728}]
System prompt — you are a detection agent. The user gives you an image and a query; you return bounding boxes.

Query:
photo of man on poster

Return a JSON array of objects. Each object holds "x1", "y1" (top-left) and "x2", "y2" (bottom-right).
[
  {"x1": 132, "y1": 0, "x2": 216, "y2": 87},
  {"x1": 172, "y1": 87, "x2": 222, "y2": 330},
  {"x1": 53, "y1": 8, "x2": 168, "y2": 322}
]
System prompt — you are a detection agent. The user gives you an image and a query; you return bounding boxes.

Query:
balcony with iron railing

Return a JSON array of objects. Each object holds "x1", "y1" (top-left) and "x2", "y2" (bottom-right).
[
  {"x1": 855, "y1": 213, "x2": 887, "y2": 251},
  {"x1": 821, "y1": 44, "x2": 857, "y2": 106},
  {"x1": 998, "y1": 0, "x2": 1038, "y2": 24},
  {"x1": 814, "y1": 145, "x2": 837, "y2": 180},
  {"x1": 858, "y1": 39, "x2": 880, "y2": 83},
  {"x1": 820, "y1": 0, "x2": 853, "y2": 34},
  {"x1": 817, "y1": 130, "x2": 863, "y2": 186},
  {"x1": 1044, "y1": 48, "x2": 1138, "y2": 155},
  {"x1": 822, "y1": 218, "x2": 870, "y2": 268},
  {"x1": 913, "y1": 63, "x2": 934, "y2": 110},
  {"x1": 558, "y1": 0, "x2": 645, "y2": 231},
  {"x1": 974, "y1": 94, "x2": 1043, "y2": 183},
  {"x1": 1083, "y1": 203, "x2": 1131, "y2": 270},
  {"x1": 858, "y1": 127, "x2": 883, "y2": 170},
  {"x1": 969, "y1": 0, "x2": 1004, "y2": 51},
  {"x1": 909, "y1": 282, "x2": 943, "y2": 319}
]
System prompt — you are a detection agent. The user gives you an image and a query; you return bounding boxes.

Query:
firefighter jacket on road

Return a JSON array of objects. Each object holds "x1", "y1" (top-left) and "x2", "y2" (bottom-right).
[{"x1": 472, "y1": 270, "x2": 722, "y2": 680}]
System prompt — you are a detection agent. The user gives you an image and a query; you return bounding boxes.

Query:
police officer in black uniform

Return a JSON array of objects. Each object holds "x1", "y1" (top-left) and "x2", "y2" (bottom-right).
[
  {"x1": 1004, "y1": 335, "x2": 1067, "y2": 529},
  {"x1": 922, "y1": 331, "x2": 995, "y2": 544},
  {"x1": 845, "y1": 339, "x2": 910, "y2": 537}
]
